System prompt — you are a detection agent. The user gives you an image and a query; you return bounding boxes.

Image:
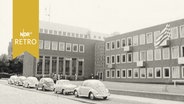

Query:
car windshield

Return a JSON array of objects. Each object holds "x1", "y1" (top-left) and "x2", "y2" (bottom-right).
[{"x1": 85, "y1": 80, "x2": 105, "y2": 88}]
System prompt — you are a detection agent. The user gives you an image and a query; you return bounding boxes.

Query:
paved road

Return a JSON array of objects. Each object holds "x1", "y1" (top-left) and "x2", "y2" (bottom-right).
[{"x1": 0, "y1": 80, "x2": 183, "y2": 104}]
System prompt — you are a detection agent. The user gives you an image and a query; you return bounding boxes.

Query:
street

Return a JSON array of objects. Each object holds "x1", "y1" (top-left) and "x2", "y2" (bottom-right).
[{"x1": 0, "y1": 80, "x2": 184, "y2": 104}]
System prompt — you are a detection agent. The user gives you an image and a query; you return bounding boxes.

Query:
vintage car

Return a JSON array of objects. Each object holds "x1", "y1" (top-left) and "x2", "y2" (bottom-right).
[
  {"x1": 16, "y1": 76, "x2": 26, "y2": 86},
  {"x1": 8, "y1": 75, "x2": 18, "y2": 85},
  {"x1": 36, "y1": 78, "x2": 54, "y2": 91},
  {"x1": 54, "y1": 80, "x2": 77, "y2": 95},
  {"x1": 74, "y1": 80, "x2": 110, "y2": 100},
  {"x1": 23, "y1": 77, "x2": 38, "y2": 88}
]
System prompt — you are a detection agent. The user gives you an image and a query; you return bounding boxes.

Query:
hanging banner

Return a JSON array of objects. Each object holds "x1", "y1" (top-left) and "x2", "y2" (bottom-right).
[{"x1": 13, "y1": 0, "x2": 39, "y2": 59}]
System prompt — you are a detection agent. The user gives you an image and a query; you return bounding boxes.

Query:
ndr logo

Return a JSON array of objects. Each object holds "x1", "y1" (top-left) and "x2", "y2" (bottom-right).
[{"x1": 20, "y1": 29, "x2": 32, "y2": 38}]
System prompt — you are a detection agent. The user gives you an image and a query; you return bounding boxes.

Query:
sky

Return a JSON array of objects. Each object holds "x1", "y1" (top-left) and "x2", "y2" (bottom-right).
[{"x1": 1, "y1": 0, "x2": 184, "y2": 55}]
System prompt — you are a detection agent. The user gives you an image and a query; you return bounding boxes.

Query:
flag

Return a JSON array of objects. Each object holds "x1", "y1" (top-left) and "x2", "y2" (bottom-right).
[{"x1": 154, "y1": 24, "x2": 171, "y2": 48}]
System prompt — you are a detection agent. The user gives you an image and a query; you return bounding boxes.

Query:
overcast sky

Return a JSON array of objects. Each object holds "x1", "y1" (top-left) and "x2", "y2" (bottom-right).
[{"x1": 1, "y1": 0, "x2": 184, "y2": 55}]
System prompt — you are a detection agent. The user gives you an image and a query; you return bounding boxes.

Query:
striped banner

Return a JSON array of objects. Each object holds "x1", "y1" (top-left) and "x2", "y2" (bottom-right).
[{"x1": 154, "y1": 24, "x2": 171, "y2": 48}]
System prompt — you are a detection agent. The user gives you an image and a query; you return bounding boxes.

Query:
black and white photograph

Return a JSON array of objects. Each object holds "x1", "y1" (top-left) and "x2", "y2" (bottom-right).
[{"x1": 1, "y1": 0, "x2": 184, "y2": 104}]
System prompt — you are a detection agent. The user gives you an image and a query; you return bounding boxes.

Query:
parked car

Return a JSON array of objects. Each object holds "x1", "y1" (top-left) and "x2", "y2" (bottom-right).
[
  {"x1": 36, "y1": 78, "x2": 54, "y2": 91},
  {"x1": 16, "y1": 76, "x2": 26, "y2": 86},
  {"x1": 74, "y1": 80, "x2": 110, "y2": 100},
  {"x1": 8, "y1": 75, "x2": 18, "y2": 85},
  {"x1": 54, "y1": 80, "x2": 77, "y2": 95},
  {"x1": 23, "y1": 77, "x2": 38, "y2": 88}
]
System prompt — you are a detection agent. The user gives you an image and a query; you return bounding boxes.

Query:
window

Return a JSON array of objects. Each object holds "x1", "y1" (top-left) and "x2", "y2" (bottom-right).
[
  {"x1": 52, "y1": 57, "x2": 57, "y2": 73},
  {"x1": 80, "y1": 34, "x2": 84, "y2": 38},
  {"x1": 163, "y1": 67, "x2": 170, "y2": 78},
  {"x1": 127, "y1": 37, "x2": 132, "y2": 46},
  {"x1": 73, "y1": 44, "x2": 78, "y2": 52},
  {"x1": 121, "y1": 38, "x2": 126, "y2": 47},
  {"x1": 44, "y1": 56, "x2": 50, "y2": 74},
  {"x1": 139, "y1": 34, "x2": 145, "y2": 45},
  {"x1": 39, "y1": 40, "x2": 43, "y2": 49},
  {"x1": 180, "y1": 25, "x2": 184, "y2": 38},
  {"x1": 54, "y1": 30, "x2": 57, "y2": 35},
  {"x1": 171, "y1": 27, "x2": 178, "y2": 39},
  {"x1": 121, "y1": 54, "x2": 126, "y2": 63},
  {"x1": 162, "y1": 48, "x2": 170, "y2": 60},
  {"x1": 147, "y1": 68, "x2": 153, "y2": 78},
  {"x1": 154, "y1": 48, "x2": 161, "y2": 60},
  {"x1": 127, "y1": 69, "x2": 132, "y2": 78},
  {"x1": 133, "y1": 68, "x2": 139, "y2": 78},
  {"x1": 106, "y1": 70, "x2": 110, "y2": 78},
  {"x1": 78, "y1": 59, "x2": 84, "y2": 76},
  {"x1": 146, "y1": 32, "x2": 153, "y2": 44},
  {"x1": 76, "y1": 34, "x2": 79, "y2": 38},
  {"x1": 140, "y1": 51, "x2": 146, "y2": 61},
  {"x1": 58, "y1": 57, "x2": 64, "y2": 74},
  {"x1": 121, "y1": 69, "x2": 126, "y2": 78},
  {"x1": 171, "y1": 46, "x2": 179, "y2": 59},
  {"x1": 116, "y1": 39, "x2": 120, "y2": 49},
  {"x1": 58, "y1": 31, "x2": 62, "y2": 35},
  {"x1": 44, "y1": 40, "x2": 50, "y2": 50},
  {"x1": 49, "y1": 30, "x2": 53, "y2": 34},
  {"x1": 63, "y1": 32, "x2": 66, "y2": 36},
  {"x1": 39, "y1": 28, "x2": 43, "y2": 33},
  {"x1": 133, "y1": 35, "x2": 138, "y2": 46},
  {"x1": 106, "y1": 42, "x2": 110, "y2": 50},
  {"x1": 181, "y1": 66, "x2": 184, "y2": 78},
  {"x1": 79, "y1": 44, "x2": 85, "y2": 53},
  {"x1": 181, "y1": 45, "x2": 184, "y2": 57},
  {"x1": 52, "y1": 41, "x2": 58, "y2": 50},
  {"x1": 155, "y1": 67, "x2": 162, "y2": 78},
  {"x1": 111, "y1": 70, "x2": 115, "y2": 78},
  {"x1": 116, "y1": 69, "x2": 120, "y2": 78},
  {"x1": 59, "y1": 42, "x2": 65, "y2": 51},
  {"x1": 106, "y1": 56, "x2": 110, "y2": 64},
  {"x1": 111, "y1": 55, "x2": 115, "y2": 64},
  {"x1": 111, "y1": 41, "x2": 115, "y2": 50},
  {"x1": 66, "y1": 43, "x2": 71, "y2": 52},
  {"x1": 147, "y1": 50, "x2": 153, "y2": 61},
  {"x1": 127, "y1": 53, "x2": 132, "y2": 63},
  {"x1": 116, "y1": 54, "x2": 120, "y2": 64},
  {"x1": 140, "y1": 68, "x2": 146, "y2": 78},
  {"x1": 133, "y1": 52, "x2": 139, "y2": 62},
  {"x1": 44, "y1": 29, "x2": 48, "y2": 34},
  {"x1": 37, "y1": 56, "x2": 43, "y2": 74},
  {"x1": 67, "y1": 32, "x2": 71, "y2": 37},
  {"x1": 172, "y1": 66, "x2": 180, "y2": 78},
  {"x1": 154, "y1": 31, "x2": 160, "y2": 42}
]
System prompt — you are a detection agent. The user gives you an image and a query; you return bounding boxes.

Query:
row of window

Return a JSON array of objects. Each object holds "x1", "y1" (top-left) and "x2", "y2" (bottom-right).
[
  {"x1": 40, "y1": 28, "x2": 103, "y2": 40},
  {"x1": 106, "y1": 25, "x2": 184, "y2": 51},
  {"x1": 106, "y1": 66, "x2": 184, "y2": 79},
  {"x1": 106, "y1": 45, "x2": 184, "y2": 64},
  {"x1": 39, "y1": 40, "x2": 85, "y2": 53}
]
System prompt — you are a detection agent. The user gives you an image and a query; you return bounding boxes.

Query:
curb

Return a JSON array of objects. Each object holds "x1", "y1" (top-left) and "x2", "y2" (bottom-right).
[{"x1": 110, "y1": 89, "x2": 184, "y2": 102}]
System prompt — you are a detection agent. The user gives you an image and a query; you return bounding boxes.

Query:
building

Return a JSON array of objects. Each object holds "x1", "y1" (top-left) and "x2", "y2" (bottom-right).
[
  {"x1": 95, "y1": 41, "x2": 105, "y2": 80},
  {"x1": 23, "y1": 21, "x2": 106, "y2": 79},
  {"x1": 105, "y1": 19, "x2": 184, "y2": 83}
]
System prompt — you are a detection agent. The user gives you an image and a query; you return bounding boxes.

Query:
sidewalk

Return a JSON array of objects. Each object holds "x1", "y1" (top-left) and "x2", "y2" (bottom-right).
[{"x1": 71, "y1": 81, "x2": 184, "y2": 95}]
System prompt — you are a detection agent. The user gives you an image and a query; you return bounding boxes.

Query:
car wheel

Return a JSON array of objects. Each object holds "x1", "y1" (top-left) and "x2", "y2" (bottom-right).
[
  {"x1": 42, "y1": 86, "x2": 45, "y2": 91},
  {"x1": 74, "y1": 90, "x2": 78, "y2": 97},
  {"x1": 89, "y1": 92, "x2": 95, "y2": 100},
  {"x1": 103, "y1": 96, "x2": 107, "y2": 100},
  {"x1": 63, "y1": 90, "x2": 67, "y2": 95},
  {"x1": 54, "y1": 89, "x2": 57, "y2": 93}
]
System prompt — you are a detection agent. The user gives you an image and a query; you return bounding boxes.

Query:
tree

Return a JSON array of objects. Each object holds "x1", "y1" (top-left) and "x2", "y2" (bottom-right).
[{"x1": 0, "y1": 54, "x2": 9, "y2": 72}]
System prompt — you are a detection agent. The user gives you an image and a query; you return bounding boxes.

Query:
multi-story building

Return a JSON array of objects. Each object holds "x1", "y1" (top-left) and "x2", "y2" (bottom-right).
[
  {"x1": 95, "y1": 41, "x2": 105, "y2": 80},
  {"x1": 23, "y1": 21, "x2": 106, "y2": 79},
  {"x1": 105, "y1": 19, "x2": 184, "y2": 83}
]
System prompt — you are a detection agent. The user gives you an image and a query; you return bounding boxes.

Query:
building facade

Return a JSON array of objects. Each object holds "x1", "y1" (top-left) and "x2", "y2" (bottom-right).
[
  {"x1": 95, "y1": 41, "x2": 105, "y2": 80},
  {"x1": 23, "y1": 21, "x2": 105, "y2": 79},
  {"x1": 105, "y1": 19, "x2": 184, "y2": 83}
]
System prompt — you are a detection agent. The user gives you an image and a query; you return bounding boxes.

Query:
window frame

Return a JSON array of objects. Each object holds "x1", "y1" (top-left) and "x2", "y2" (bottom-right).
[
  {"x1": 180, "y1": 25, "x2": 184, "y2": 38},
  {"x1": 111, "y1": 70, "x2": 115, "y2": 78},
  {"x1": 140, "y1": 68, "x2": 146, "y2": 78},
  {"x1": 116, "y1": 39, "x2": 120, "y2": 49},
  {"x1": 140, "y1": 51, "x2": 146, "y2": 61},
  {"x1": 170, "y1": 27, "x2": 178, "y2": 39},
  {"x1": 146, "y1": 32, "x2": 153, "y2": 44},
  {"x1": 139, "y1": 34, "x2": 146, "y2": 45},
  {"x1": 162, "y1": 47, "x2": 170, "y2": 60},
  {"x1": 127, "y1": 53, "x2": 132, "y2": 63},
  {"x1": 154, "y1": 48, "x2": 161, "y2": 60},
  {"x1": 121, "y1": 53, "x2": 126, "y2": 63},
  {"x1": 73, "y1": 44, "x2": 78, "y2": 52},
  {"x1": 133, "y1": 35, "x2": 139, "y2": 46},
  {"x1": 106, "y1": 70, "x2": 110, "y2": 78},
  {"x1": 116, "y1": 54, "x2": 120, "y2": 64},
  {"x1": 39, "y1": 40, "x2": 43, "y2": 49},
  {"x1": 147, "y1": 50, "x2": 153, "y2": 61},
  {"x1": 133, "y1": 68, "x2": 139, "y2": 78},
  {"x1": 106, "y1": 56, "x2": 110, "y2": 64},
  {"x1": 51, "y1": 41, "x2": 58, "y2": 51},
  {"x1": 111, "y1": 41, "x2": 115, "y2": 50},
  {"x1": 106, "y1": 42, "x2": 110, "y2": 51},
  {"x1": 127, "y1": 37, "x2": 132, "y2": 46},
  {"x1": 79, "y1": 44, "x2": 85, "y2": 53},
  {"x1": 116, "y1": 69, "x2": 120, "y2": 78},
  {"x1": 127, "y1": 69, "x2": 132, "y2": 78},
  {"x1": 133, "y1": 52, "x2": 139, "y2": 62},
  {"x1": 121, "y1": 38, "x2": 126, "y2": 48},
  {"x1": 172, "y1": 66, "x2": 180, "y2": 78},
  {"x1": 59, "y1": 42, "x2": 65, "y2": 51},
  {"x1": 111, "y1": 55, "x2": 115, "y2": 64},
  {"x1": 44, "y1": 40, "x2": 50, "y2": 50},
  {"x1": 171, "y1": 46, "x2": 179, "y2": 59}
]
